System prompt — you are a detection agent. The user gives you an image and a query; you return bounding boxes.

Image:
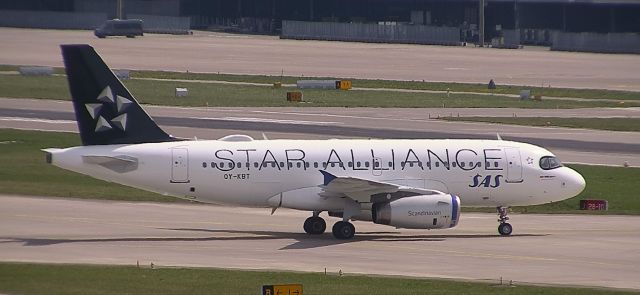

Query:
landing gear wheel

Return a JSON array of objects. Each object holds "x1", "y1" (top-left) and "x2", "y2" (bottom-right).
[
  {"x1": 496, "y1": 206, "x2": 513, "y2": 236},
  {"x1": 332, "y1": 221, "x2": 355, "y2": 239},
  {"x1": 498, "y1": 223, "x2": 513, "y2": 236},
  {"x1": 303, "y1": 216, "x2": 326, "y2": 235}
]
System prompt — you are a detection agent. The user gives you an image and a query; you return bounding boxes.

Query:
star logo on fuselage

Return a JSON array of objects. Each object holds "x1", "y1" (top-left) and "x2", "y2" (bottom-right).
[
  {"x1": 85, "y1": 86, "x2": 132, "y2": 132},
  {"x1": 526, "y1": 157, "x2": 534, "y2": 165}
]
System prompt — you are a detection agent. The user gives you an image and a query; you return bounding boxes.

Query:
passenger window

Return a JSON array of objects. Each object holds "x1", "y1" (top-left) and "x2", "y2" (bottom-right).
[
  {"x1": 220, "y1": 163, "x2": 225, "y2": 168},
  {"x1": 237, "y1": 162, "x2": 242, "y2": 168},
  {"x1": 460, "y1": 162, "x2": 465, "y2": 168},
  {"x1": 202, "y1": 162, "x2": 207, "y2": 168},
  {"x1": 254, "y1": 162, "x2": 259, "y2": 168},
  {"x1": 297, "y1": 162, "x2": 302, "y2": 168},
  {"x1": 314, "y1": 162, "x2": 318, "y2": 168},
  {"x1": 348, "y1": 162, "x2": 353, "y2": 167},
  {"x1": 305, "y1": 162, "x2": 310, "y2": 168},
  {"x1": 435, "y1": 162, "x2": 440, "y2": 167},
  {"x1": 356, "y1": 162, "x2": 361, "y2": 167},
  {"x1": 365, "y1": 162, "x2": 370, "y2": 168},
  {"x1": 452, "y1": 162, "x2": 457, "y2": 167},
  {"x1": 374, "y1": 162, "x2": 380, "y2": 168},
  {"x1": 388, "y1": 161, "x2": 393, "y2": 167}
]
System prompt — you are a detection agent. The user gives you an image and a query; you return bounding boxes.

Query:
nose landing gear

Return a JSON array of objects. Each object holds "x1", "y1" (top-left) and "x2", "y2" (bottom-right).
[{"x1": 497, "y1": 206, "x2": 513, "y2": 236}]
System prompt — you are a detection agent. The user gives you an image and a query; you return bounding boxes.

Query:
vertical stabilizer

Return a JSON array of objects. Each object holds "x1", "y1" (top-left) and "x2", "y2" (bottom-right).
[{"x1": 61, "y1": 44, "x2": 175, "y2": 145}]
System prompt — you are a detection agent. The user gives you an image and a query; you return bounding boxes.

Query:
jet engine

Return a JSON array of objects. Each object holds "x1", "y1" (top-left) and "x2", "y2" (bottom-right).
[{"x1": 372, "y1": 194, "x2": 460, "y2": 229}]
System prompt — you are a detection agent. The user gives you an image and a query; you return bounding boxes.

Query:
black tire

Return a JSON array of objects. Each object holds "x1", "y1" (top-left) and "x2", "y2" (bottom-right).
[
  {"x1": 303, "y1": 216, "x2": 326, "y2": 235},
  {"x1": 332, "y1": 221, "x2": 355, "y2": 239},
  {"x1": 498, "y1": 223, "x2": 513, "y2": 236},
  {"x1": 126, "y1": 35, "x2": 135, "y2": 38}
]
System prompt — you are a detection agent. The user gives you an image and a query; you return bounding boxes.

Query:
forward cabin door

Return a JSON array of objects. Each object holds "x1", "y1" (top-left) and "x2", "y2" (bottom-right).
[
  {"x1": 171, "y1": 147, "x2": 190, "y2": 183},
  {"x1": 504, "y1": 147, "x2": 523, "y2": 183}
]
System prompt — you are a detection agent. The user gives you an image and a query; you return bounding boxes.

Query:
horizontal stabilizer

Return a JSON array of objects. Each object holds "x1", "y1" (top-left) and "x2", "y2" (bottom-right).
[{"x1": 82, "y1": 155, "x2": 138, "y2": 173}]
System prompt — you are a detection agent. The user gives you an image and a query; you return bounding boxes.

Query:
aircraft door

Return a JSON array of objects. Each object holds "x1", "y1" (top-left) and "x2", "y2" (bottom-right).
[
  {"x1": 171, "y1": 147, "x2": 190, "y2": 183},
  {"x1": 504, "y1": 147, "x2": 523, "y2": 183}
]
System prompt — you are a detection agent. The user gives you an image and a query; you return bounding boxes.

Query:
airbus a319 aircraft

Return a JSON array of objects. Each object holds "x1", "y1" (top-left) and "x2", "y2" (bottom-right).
[{"x1": 45, "y1": 45, "x2": 586, "y2": 239}]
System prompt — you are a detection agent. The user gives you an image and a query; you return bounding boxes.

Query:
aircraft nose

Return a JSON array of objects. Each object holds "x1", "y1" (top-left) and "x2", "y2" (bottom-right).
[{"x1": 563, "y1": 168, "x2": 586, "y2": 197}]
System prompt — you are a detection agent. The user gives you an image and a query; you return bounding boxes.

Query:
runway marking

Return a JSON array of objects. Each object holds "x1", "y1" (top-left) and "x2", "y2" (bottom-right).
[
  {"x1": 212, "y1": 109, "x2": 434, "y2": 124},
  {"x1": 0, "y1": 116, "x2": 75, "y2": 124},
  {"x1": 194, "y1": 116, "x2": 342, "y2": 125}
]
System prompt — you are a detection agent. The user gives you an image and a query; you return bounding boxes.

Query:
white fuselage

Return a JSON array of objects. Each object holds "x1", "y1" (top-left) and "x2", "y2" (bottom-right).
[{"x1": 47, "y1": 138, "x2": 585, "y2": 210}]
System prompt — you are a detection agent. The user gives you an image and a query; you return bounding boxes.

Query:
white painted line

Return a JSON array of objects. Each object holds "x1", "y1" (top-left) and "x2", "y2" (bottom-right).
[
  {"x1": 191, "y1": 116, "x2": 342, "y2": 126},
  {"x1": 0, "y1": 117, "x2": 75, "y2": 124}
]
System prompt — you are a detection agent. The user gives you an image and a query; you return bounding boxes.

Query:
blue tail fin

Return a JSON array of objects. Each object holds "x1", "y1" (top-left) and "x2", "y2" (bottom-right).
[{"x1": 61, "y1": 44, "x2": 176, "y2": 145}]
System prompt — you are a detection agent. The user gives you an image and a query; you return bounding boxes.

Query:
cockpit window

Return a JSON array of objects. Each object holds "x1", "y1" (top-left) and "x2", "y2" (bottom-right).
[{"x1": 539, "y1": 156, "x2": 563, "y2": 170}]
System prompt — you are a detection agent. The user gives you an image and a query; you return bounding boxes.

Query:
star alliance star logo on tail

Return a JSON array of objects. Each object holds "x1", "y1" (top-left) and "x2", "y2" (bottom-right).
[{"x1": 85, "y1": 86, "x2": 132, "y2": 132}]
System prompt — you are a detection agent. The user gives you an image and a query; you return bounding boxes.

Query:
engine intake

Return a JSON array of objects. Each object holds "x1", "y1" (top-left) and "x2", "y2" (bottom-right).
[{"x1": 372, "y1": 194, "x2": 460, "y2": 229}]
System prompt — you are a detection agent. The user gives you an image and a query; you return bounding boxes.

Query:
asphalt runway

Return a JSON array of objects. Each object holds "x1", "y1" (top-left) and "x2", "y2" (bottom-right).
[
  {"x1": 1, "y1": 196, "x2": 639, "y2": 290},
  {"x1": 1, "y1": 28, "x2": 640, "y2": 91}
]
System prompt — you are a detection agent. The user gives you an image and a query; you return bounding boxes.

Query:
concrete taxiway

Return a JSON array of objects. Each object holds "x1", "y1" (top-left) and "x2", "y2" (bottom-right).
[
  {"x1": 1, "y1": 195, "x2": 639, "y2": 290},
  {"x1": 1, "y1": 28, "x2": 640, "y2": 91}
]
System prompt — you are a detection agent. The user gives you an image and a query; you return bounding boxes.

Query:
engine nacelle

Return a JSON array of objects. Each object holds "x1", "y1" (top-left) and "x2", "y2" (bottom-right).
[{"x1": 372, "y1": 194, "x2": 461, "y2": 229}]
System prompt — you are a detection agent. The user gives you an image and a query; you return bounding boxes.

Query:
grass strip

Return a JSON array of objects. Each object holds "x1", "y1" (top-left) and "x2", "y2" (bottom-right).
[
  {"x1": 1, "y1": 128, "x2": 639, "y2": 214},
  {"x1": 132, "y1": 70, "x2": 640, "y2": 101},
  {"x1": 0, "y1": 263, "x2": 632, "y2": 295},
  {"x1": 441, "y1": 117, "x2": 640, "y2": 132},
  {"x1": 0, "y1": 74, "x2": 637, "y2": 108}
]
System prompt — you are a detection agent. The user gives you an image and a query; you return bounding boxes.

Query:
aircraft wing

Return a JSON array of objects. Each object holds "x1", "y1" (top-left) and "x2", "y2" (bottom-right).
[{"x1": 319, "y1": 170, "x2": 445, "y2": 204}]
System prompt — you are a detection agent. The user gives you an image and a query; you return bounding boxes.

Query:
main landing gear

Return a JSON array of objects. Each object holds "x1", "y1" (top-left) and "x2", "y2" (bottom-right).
[
  {"x1": 332, "y1": 221, "x2": 355, "y2": 240},
  {"x1": 303, "y1": 211, "x2": 356, "y2": 239},
  {"x1": 303, "y1": 211, "x2": 326, "y2": 235},
  {"x1": 497, "y1": 206, "x2": 513, "y2": 236}
]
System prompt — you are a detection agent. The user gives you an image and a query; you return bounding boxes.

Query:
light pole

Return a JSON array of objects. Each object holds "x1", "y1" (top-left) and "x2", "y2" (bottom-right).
[
  {"x1": 117, "y1": 0, "x2": 123, "y2": 19},
  {"x1": 479, "y1": 0, "x2": 485, "y2": 47}
]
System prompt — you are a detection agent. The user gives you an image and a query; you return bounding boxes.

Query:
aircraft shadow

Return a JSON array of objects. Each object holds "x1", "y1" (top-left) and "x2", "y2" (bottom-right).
[{"x1": 0, "y1": 229, "x2": 546, "y2": 250}]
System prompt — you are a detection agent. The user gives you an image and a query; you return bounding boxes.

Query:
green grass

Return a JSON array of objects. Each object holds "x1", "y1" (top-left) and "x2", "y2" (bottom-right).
[
  {"x1": 441, "y1": 117, "x2": 640, "y2": 132},
  {"x1": 132, "y1": 70, "x2": 640, "y2": 101},
  {"x1": 0, "y1": 263, "x2": 632, "y2": 295},
  {"x1": 1, "y1": 128, "x2": 639, "y2": 215},
  {"x1": 0, "y1": 74, "x2": 638, "y2": 108},
  {"x1": 3, "y1": 64, "x2": 639, "y2": 101},
  {"x1": 0, "y1": 129, "x2": 177, "y2": 202},
  {"x1": 0, "y1": 64, "x2": 19, "y2": 71}
]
